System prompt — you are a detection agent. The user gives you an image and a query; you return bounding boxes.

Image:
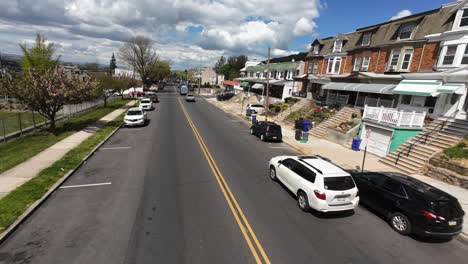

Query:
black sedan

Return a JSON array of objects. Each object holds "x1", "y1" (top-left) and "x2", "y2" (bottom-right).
[{"x1": 351, "y1": 172, "x2": 464, "y2": 238}]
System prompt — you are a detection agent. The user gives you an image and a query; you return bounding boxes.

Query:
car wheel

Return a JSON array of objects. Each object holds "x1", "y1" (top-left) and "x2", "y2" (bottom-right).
[
  {"x1": 297, "y1": 191, "x2": 310, "y2": 212},
  {"x1": 389, "y1": 212, "x2": 411, "y2": 235},
  {"x1": 250, "y1": 128, "x2": 254, "y2": 135},
  {"x1": 260, "y1": 134, "x2": 265, "y2": 141},
  {"x1": 269, "y1": 166, "x2": 277, "y2": 181}
]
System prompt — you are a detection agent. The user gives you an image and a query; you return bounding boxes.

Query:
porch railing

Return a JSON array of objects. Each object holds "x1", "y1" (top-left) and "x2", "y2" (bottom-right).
[{"x1": 363, "y1": 105, "x2": 426, "y2": 127}]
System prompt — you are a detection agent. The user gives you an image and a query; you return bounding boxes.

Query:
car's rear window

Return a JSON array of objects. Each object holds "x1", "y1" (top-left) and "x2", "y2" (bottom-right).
[
  {"x1": 431, "y1": 200, "x2": 463, "y2": 218},
  {"x1": 324, "y1": 176, "x2": 355, "y2": 191},
  {"x1": 268, "y1": 125, "x2": 281, "y2": 133},
  {"x1": 252, "y1": 104, "x2": 264, "y2": 108},
  {"x1": 141, "y1": 100, "x2": 150, "y2": 103}
]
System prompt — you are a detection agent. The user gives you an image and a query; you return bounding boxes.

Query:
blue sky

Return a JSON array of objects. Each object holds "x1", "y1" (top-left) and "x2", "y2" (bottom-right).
[
  {"x1": 290, "y1": 0, "x2": 450, "y2": 51},
  {"x1": 0, "y1": 0, "x2": 453, "y2": 69}
]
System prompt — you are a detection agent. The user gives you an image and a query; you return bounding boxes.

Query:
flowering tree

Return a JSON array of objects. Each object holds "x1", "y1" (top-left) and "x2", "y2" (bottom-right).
[{"x1": 1, "y1": 69, "x2": 95, "y2": 131}]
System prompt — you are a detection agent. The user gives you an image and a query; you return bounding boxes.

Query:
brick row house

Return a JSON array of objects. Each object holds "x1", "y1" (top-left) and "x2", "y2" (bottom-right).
[{"x1": 302, "y1": 1, "x2": 468, "y2": 158}]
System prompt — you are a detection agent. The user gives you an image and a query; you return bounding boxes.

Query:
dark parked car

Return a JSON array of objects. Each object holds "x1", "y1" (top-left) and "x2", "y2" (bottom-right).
[
  {"x1": 351, "y1": 172, "x2": 464, "y2": 238},
  {"x1": 216, "y1": 92, "x2": 235, "y2": 101},
  {"x1": 250, "y1": 121, "x2": 282, "y2": 142}
]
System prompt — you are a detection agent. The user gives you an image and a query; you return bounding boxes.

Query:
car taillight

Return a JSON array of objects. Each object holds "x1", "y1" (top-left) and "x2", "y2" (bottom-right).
[
  {"x1": 314, "y1": 190, "x2": 326, "y2": 200},
  {"x1": 423, "y1": 210, "x2": 446, "y2": 221}
]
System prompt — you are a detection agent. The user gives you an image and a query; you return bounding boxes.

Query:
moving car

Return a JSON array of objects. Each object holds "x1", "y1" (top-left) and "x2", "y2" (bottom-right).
[
  {"x1": 250, "y1": 121, "x2": 282, "y2": 142},
  {"x1": 185, "y1": 94, "x2": 195, "y2": 102},
  {"x1": 269, "y1": 155, "x2": 359, "y2": 213},
  {"x1": 216, "y1": 92, "x2": 235, "y2": 101},
  {"x1": 246, "y1": 104, "x2": 265, "y2": 114},
  {"x1": 124, "y1": 107, "x2": 147, "y2": 127},
  {"x1": 139, "y1": 98, "x2": 153, "y2": 111},
  {"x1": 351, "y1": 172, "x2": 464, "y2": 237},
  {"x1": 180, "y1": 85, "x2": 188, "y2": 95}
]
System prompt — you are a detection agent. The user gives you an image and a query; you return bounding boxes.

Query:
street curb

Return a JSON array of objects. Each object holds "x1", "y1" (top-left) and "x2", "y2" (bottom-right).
[
  {"x1": 0, "y1": 123, "x2": 123, "y2": 244},
  {"x1": 456, "y1": 232, "x2": 468, "y2": 245}
]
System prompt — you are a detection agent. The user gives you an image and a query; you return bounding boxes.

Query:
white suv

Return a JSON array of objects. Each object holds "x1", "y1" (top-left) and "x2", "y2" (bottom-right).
[
  {"x1": 247, "y1": 104, "x2": 265, "y2": 114},
  {"x1": 269, "y1": 155, "x2": 359, "y2": 213}
]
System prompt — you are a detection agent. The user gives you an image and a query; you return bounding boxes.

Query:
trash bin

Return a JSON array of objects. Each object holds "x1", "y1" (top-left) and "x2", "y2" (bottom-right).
[
  {"x1": 301, "y1": 132, "x2": 309, "y2": 143},
  {"x1": 295, "y1": 129, "x2": 302, "y2": 141},
  {"x1": 251, "y1": 114, "x2": 257, "y2": 123},
  {"x1": 352, "y1": 138, "x2": 362, "y2": 151},
  {"x1": 302, "y1": 121, "x2": 311, "y2": 132}
]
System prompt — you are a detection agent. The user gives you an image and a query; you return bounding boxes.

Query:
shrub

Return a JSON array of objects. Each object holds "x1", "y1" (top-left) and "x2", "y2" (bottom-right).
[
  {"x1": 284, "y1": 97, "x2": 300, "y2": 104},
  {"x1": 444, "y1": 142, "x2": 468, "y2": 159}
]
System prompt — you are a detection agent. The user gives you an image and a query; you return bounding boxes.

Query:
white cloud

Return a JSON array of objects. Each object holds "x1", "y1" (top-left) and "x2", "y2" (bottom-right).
[
  {"x1": 390, "y1": 9, "x2": 412, "y2": 20},
  {"x1": 293, "y1": 17, "x2": 316, "y2": 36},
  {"x1": 0, "y1": 0, "x2": 322, "y2": 69}
]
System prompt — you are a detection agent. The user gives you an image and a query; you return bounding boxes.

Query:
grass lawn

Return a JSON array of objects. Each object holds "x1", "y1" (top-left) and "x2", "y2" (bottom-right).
[
  {"x1": 0, "y1": 99, "x2": 131, "y2": 174},
  {"x1": 0, "y1": 111, "x2": 46, "y2": 137},
  {"x1": 0, "y1": 114, "x2": 124, "y2": 233}
]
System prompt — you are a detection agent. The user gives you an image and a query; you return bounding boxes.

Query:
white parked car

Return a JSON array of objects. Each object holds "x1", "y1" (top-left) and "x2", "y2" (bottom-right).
[
  {"x1": 247, "y1": 103, "x2": 265, "y2": 114},
  {"x1": 139, "y1": 98, "x2": 153, "y2": 111},
  {"x1": 269, "y1": 155, "x2": 359, "y2": 213},
  {"x1": 124, "y1": 107, "x2": 147, "y2": 127},
  {"x1": 185, "y1": 94, "x2": 195, "y2": 102}
]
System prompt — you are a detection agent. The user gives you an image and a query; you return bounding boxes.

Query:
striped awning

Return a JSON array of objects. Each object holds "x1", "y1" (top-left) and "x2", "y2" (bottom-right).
[
  {"x1": 436, "y1": 83, "x2": 465, "y2": 94},
  {"x1": 321, "y1": 82, "x2": 396, "y2": 94},
  {"x1": 392, "y1": 80, "x2": 441, "y2": 96},
  {"x1": 252, "y1": 83, "x2": 264, "y2": 89}
]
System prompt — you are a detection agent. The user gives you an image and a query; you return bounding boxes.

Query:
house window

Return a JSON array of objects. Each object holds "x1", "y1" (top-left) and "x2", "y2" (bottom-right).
[
  {"x1": 401, "y1": 95, "x2": 412, "y2": 104},
  {"x1": 389, "y1": 50, "x2": 401, "y2": 69},
  {"x1": 334, "y1": 58, "x2": 342, "y2": 73},
  {"x1": 401, "y1": 49, "x2": 413, "y2": 70},
  {"x1": 462, "y1": 46, "x2": 468, "y2": 64},
  {"x1": 353, "y1": 57, "x2": 362, "y2": 71},
  {"x1": 327, "y1": 59, "x2": 333, "y2": 73},
  {"x1": 361, "y1": 57, "x2": 371, "y2": 71},
  {"x1": 362, "y1": 32, "x2": 371, "y2": 46},
  {"x1": 460, "y1": 9, "x2": 468, "y2": 27},
  {"x1": 312, "y1": 62, "x2": 318, "y2": 74},
  {"x1": 398, "y1": 23, "x2": 415, "y2": 40},
  {"x1": 412, "y1": 96, "x2": 426, "y2": 107},
  {"x1": 327, "y1": 58, "x2": 342, "y2": 74},
  {"x1": 308, "y1": 63, "x2": 313, "y2": 74},
  {"x1": 443, "y1": 45, "x2": 457, "y2": 65},
  {"x1": 333, "y1": 39, "x2": 343, "y2": 52},
  {"x1": 312, "y1": 45, "x2": 320, "y2": 54}
]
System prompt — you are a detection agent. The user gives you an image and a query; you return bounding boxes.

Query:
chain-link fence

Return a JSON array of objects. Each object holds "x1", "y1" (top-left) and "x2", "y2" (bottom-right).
[{"x1": 0, "y1": 97, "x2": 116, "y2": 143}]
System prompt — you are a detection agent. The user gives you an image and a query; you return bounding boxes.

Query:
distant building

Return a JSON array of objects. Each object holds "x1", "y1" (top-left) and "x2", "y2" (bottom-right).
[
  {"x1": 114, "y1": 68, "x2": 141, "y2": 80},
  {"x1": 200, "y1": 68, "x2": 217, "y2": 85}
]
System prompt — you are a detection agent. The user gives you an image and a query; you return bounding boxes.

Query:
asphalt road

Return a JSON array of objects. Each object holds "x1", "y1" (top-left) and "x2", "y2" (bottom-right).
[{"x1": 0, "y1": 85, "x2": 467, "y2": 264}]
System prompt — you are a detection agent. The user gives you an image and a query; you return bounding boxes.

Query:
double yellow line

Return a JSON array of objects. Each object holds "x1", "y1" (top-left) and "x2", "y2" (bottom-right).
[{"x1": 178, "y1": 99, "x2": 271, "y2": 264}]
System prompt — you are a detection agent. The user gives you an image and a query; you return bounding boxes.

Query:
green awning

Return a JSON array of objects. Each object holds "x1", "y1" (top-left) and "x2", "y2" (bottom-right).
[
  {"x1": 392, "y1": 80, "x2": 441, "y2": 96},
  {"x1": 436, "y1": 83, "x2": 465, "y2": 94},
  {"x1": 240, "y1": 81, "x2": 250, "y2": 88},
  {"x1": 321, "y1": 82, "x2": 396, "y2": 94},
  {"x1": 245, "y1": 61, "x2": 300, "y2": 72}
]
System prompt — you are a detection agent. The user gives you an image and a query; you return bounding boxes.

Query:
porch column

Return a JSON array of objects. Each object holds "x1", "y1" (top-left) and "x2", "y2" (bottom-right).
[{"x1": 355, "y1": 92, "x2": 360, "y2": 107}]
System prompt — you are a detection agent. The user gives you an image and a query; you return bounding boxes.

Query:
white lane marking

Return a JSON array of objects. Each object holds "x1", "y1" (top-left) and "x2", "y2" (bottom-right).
[
  {"x1": 100, "y1": 147, "x2": 132, "y2": 150},
  {"x1": 60, "y1": 182, "x2": 112, "y2": 189}
]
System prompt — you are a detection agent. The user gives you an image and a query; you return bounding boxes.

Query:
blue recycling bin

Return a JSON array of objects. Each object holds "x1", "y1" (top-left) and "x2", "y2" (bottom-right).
[
  {"x1": 251, "y1": 114, "x2": 257, "y2": 123},
  {"x1": 302, "y1": 121, "x2": 311, "y2": 132},
  {"x1": 352, "y1": 138, "x2": 362, "y2": 151}
]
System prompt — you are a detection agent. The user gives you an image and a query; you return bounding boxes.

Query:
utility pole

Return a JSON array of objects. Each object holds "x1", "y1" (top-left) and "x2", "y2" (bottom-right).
[
  {"x1": 265, "y1": 47, "x2": 271, "y2": 122},
  {"x1": 199, "y1": 57, "x2": 201, "y2": 94}
]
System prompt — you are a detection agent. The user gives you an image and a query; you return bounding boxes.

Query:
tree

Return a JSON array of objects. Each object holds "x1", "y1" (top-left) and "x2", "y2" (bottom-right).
[
  {"x1": 215, "y1": 55, "x2": 248, "y2": 80},
  {"x1": 146, "y1": 60, "x2": 171, "y2": 85},
  {"x1": 213, "y1": 56, "x2": 226, "y2": 73},
  {"x1": 95, "y1": 76, "x2": 117, "y2": 106},
  {"x1": 19, "y1": 33, "x2": 60, "y2": 72},
  {"x1": 118, "y1": 35, "x2": 158, "y2": 89},
  {"x1": 0, "y1": 33, "x2": 95, "y2": 131},
  {"x1": 1, "y1": 69, "x2": 95, "y2": 131},
  {"x1": 110, "y1": 53, "x2": 117, "y2": 74}
]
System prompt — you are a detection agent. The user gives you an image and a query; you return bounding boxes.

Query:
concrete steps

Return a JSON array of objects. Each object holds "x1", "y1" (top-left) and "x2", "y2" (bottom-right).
[
  {"x1": 310, "y1": 107, "x2": 361, "y2": 138},
  {"x1": 379, "y1": 117, "x2": 467, "y2": 174}
]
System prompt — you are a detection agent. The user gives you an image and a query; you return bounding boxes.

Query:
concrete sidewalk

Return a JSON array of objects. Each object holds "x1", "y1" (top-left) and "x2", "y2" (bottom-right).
[
  {"x1": 205, "y1": 97, "x2": 468, "y2": 237},
  {"x1": 0, "y1": 101, "x2": 134, "y2": 199}
]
